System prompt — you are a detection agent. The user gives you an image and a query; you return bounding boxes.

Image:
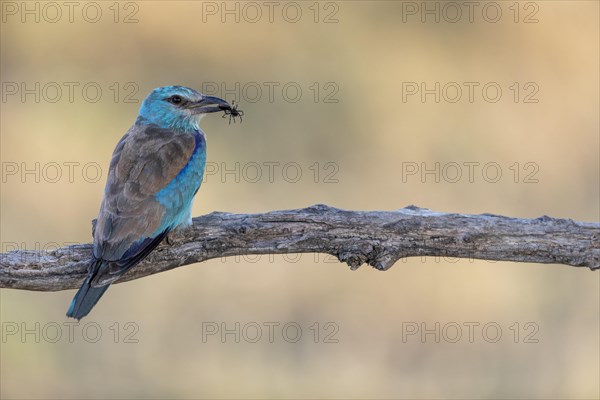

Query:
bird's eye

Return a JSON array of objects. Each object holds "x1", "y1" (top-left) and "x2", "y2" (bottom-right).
[{"x1": 168, "y1": 95, "x2": 183, "y2": 104}]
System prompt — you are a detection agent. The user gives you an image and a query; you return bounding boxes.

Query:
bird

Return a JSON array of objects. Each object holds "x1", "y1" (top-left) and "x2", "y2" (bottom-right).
[{"x1": 67, "y1": 85, "x2": 232, "y2": 320}]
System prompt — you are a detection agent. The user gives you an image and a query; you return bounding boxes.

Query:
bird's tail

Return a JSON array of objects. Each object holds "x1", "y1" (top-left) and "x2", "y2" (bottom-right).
[{"x1": 66, "y1": 261, "x2": 110, "y2": 320}]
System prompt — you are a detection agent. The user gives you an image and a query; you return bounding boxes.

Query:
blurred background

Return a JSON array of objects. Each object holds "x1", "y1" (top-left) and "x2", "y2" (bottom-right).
[{"x1": 1, "y1": 1, "x2": 598, "y2": 398}]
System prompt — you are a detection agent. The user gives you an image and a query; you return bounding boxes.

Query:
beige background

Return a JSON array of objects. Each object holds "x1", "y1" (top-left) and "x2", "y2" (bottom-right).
[{"x1": 1, "y1": 1, "x2": 598, "y2": 398}]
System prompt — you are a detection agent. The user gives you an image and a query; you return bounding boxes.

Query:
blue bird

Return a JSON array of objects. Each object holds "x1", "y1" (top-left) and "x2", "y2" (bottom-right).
[{"x1": 67, "y1": 86, "x2": 231, "y2": 320}]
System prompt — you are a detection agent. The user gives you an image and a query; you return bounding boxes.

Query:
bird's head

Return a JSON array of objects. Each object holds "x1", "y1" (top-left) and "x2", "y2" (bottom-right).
[{"x1": 137, "y1": 86, "x2": 230, "y2": 132}]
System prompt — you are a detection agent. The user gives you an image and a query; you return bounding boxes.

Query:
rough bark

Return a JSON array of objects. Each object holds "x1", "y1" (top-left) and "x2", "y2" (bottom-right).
[{"x1": 1, "y1": 205, "x2": 598, "y2": 291}]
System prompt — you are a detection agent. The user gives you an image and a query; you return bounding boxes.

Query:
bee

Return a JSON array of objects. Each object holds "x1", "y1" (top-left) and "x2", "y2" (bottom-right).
[{"x1": 220, "y1": 100, "x2": 244, "y2": 124}]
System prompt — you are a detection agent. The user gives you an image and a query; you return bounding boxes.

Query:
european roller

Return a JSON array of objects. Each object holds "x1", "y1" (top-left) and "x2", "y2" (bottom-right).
[{"x1": 67, "y1": 86, "x2": 232, "y2": 320}]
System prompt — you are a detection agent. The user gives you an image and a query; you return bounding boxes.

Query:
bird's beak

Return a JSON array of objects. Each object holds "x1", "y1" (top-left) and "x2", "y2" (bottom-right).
[{"x1": 189, "y1": 95, "x2": 231, "y2": 114}]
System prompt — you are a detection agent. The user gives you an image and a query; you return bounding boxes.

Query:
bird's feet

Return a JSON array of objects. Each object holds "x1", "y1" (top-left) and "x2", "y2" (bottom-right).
[
  {"x1": 165, "y1": 233, "x2": 175, "y2": 246},
  {"x1": 165, "y1": 222, "x2": 195, "y2": 246}
]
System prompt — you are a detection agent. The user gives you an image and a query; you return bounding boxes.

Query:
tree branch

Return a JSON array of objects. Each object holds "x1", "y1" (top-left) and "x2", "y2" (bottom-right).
[{"x1": 1, "y1": 205, "x2": 598, "y2": 291}]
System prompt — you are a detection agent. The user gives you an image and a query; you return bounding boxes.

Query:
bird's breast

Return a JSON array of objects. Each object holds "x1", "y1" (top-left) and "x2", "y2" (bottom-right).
[{"x1": 154, "y1": 130, "x2": 206, "y2": 224}]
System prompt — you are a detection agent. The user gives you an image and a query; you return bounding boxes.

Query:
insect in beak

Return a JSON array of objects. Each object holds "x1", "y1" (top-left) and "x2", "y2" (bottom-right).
[{"x1": 219, "y1": 101, "x2": 244, "y2": 124}]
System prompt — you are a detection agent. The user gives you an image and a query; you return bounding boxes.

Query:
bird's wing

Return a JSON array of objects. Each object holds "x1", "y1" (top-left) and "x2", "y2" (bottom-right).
[{"x1": 91, "y1": 124, "x2": 196, "y2": 284}]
